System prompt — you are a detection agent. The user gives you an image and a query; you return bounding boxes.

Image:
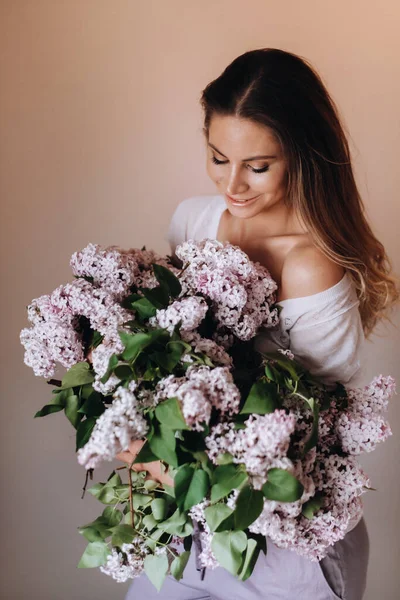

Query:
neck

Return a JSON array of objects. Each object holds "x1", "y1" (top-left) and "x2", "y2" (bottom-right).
[{"x1": 238, "y1": 201, "x2": 307, "y2": 243}]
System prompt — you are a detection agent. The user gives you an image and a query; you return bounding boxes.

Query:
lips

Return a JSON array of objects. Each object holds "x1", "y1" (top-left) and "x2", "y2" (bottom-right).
[
  {"x1": 227, "y1": 194, "x2": 258, "y2": 202},
  {"x1": 225, "y1": 194, "x2": 260, "y2": 206}
]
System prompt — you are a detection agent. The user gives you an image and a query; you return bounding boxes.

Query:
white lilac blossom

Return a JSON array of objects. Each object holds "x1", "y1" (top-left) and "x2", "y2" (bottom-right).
[
  {"x1": 77, "y1": 381, "x2": 148, "y2": 470},
  {"x1": 249, "y1": 454, "x2": 369, "y2": 561},
  {"x1": 155, "y1": 365, "x2": 240, "y2": 431},
  {"x1": 175, "y1": 239, "x2": 278, "y2": 340},
  {"x1": 20, "y1": 278, "x2": 133, "y2": 379},
  {"x1": 99, "y1": 539, "x2": 148, "y2": 582},
  {"x1": 91, "y1": 336, "x2": 126, "y2": 395},
  {"x1": 126, "y1": 247, "x2": 179, "y2": 290},
  {"x1": 206, "y1": 410, "x2": 296, "y2": 488},
  {"x1": 336, "y1": 412, "x2": 391, "y2": 455},
  {"x1": 149, "y1": 296, "x2": 208, "y2": 334},
  {"x1": 334, "y1": 375, "x2": 395, "y2": 455},
  {"x1": 277, "y1": 348, "x2": 295, "y2": 360},
  {"x1": 52, "y1": 279, "x2": 132, "y2": 340},
  {"x1": 188, "y1": 500, "x2": 219, "y2": 570},
  {"x1": 180, "y1": 331, "x2": 233, "y2": 367},
  {"x1": 20, "y1": 318, "x2": 84, "y2": 378},
  {"x1": 70, "y1": 243, "x2": 139, "y2": 301}
]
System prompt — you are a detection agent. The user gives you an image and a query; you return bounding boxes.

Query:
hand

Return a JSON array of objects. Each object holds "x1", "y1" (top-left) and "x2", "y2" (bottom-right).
[{"x1": 116, "y1": 439, "x2": 174, "y2": 487}]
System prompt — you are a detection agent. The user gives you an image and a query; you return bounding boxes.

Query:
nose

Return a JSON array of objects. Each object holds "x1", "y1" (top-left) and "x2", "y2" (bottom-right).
[{"x1": 225, "y1": 166, "x2": 249, "y2": 196}]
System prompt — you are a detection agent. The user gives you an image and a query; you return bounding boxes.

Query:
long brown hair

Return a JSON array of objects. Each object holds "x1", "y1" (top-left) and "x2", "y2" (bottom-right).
[{"x1": 200, "y1": 48, "x2": 399, "y2": 337}]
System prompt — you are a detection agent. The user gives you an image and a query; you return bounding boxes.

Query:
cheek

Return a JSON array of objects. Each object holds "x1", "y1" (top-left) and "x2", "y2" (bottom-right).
[
  {"x1": 206, "y1": 161, "x2": 220, "y2": 182},
  {"x1": 264, "y1": 168, "x2": 287, "y2": 194}
]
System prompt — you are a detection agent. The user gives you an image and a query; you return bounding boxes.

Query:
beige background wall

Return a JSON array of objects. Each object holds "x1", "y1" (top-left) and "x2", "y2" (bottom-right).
[{"x1": 1, "y1": 1, "x2": 399, "y2": 598}]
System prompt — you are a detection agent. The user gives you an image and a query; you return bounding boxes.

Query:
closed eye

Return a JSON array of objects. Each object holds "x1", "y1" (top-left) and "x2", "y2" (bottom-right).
[{"x1": 211, "y1": 155, "x2": 269, "y2": 174}]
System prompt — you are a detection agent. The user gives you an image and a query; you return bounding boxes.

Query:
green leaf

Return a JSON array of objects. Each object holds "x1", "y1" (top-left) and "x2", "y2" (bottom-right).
[
  {"x1": 77, "y1": 392, "x2": 105, "y2": 417},
  {"x1": 114, "y1": 484, "x2": 130, "y2": 502},
  {"x1": 102, "y1": 507, "x2": 123, "y2": 527},
  {"x1": 148, "y1": 424, "x2": 178, "y2": 466},
  {"x1": 141, "y1": 285, "x2": 170, "y2": 309},
  {"x1": 262, "y1": 468, "x2": 304, "y2": 502},
  {"x1": 78, "y1": 517, "x2": 112, "y2": 542},
  {"x1": 131, "y1": 492, "x2": 152, "y2": 509},
  {"x1": 151, "y1": 498, "x2": 167, "y2": 521},
  {"x1": 302, "y1": 397, "x2": 320, "y2": 454},
  {"x1": 143, "y1": 514, "x2": 158, "y2": 531},
  {"x1": 78, "y1": 526, "x2": 107, "y2": 543},
  {"x1": 155, "y1": 397, "x2": 189, "y2": 430},
  {"x1": 150, "y1": 348, "x2": 182, "y2": 372},
  {"x1": 61, "y1": 362, "x2": 94, "y2": 389},
  {"x1": 34, "y1": 388, "x2": 70, "y2": 418},
  {"x1": 233, "y1": 484, "x2": 264, "y2": 530},
  {"x1": 170, "y1": 551, "x2": 190, "y2": 581},
  {"x1": 240, "y1": 380, "x2": 279, "y2": 415},
  {"x1": 97, "y1": 486, "x2": 118, "y2": 505},
  {"x1": 162, "y1": 483, "x2": 175, "y2": 498},
  {"x1": 204, "y1": 504, "x2": 233, "y2": 532},
  {"x1": 34, "y1": 404, "x2": 65, "y2": 418},
  {"x1": 119, "y1": 330, "x2": 164, "y2": 363},
  {"x1": 77, "y1": 541, "x2": 110, "y2": 568},
  {"x1": 65, "y1": 394, "x2": 82, "y2": 429},
  {"x1": 144, "y1": 528, "x2": 165, "y2": 551},
  {"x1": 153, "y1": 263, "x2": 182, "y2": 297},
  {"x1": 143, "y1": 553, "x2": 169, "y2": 591},
  {"x1": 263, "y1": 352, "x2": 302, "y2": 382},
  {"x1": 215, "y1": 452, "x2": 234, "y2": 465},
  {"x1": 106, "y1": 471, "x2": 122, "y2": 487},
  {"x1": 144, "y1": 479, "x2": 159, "y2": 491},
  {"x1": 131, "y1": 297, "x2": 157, "y2": 319},
  {"x1": 302, "y1": 493, "x2": 324, "y2": 519},
  {"x1": 211, "y1": 531, "x2": 247, "y2": 575},
  {"x1": 114, "y1": 364, "x2": 134, "y2": 380},
  {"x1": 100, "y1": 353, "x2": 119, "y2": 384},
  {"x1": 174, "y1": 466, "x2": 210, "y2": 511},
  {"x1": 133, "y1": 441, "x2": 159, "y2": 464},
  {"x1": 158, "y1": 508, "x2": 193, "y2": 536},
  {"x1": 110, "y1": 524, "x2": 136, "y2": 546},
  {"x1": 238, "y1": 538, "x2": 260, "y2": 581},
  {"x1": 80, "y1": 383, "x2": 93, "y2": 400},
  {"x1": 211, "y1": 464, "x2": 248, "y2": 502},
  {"x1": 76, "y1": 416, "x2": 97, "y2": 451}
]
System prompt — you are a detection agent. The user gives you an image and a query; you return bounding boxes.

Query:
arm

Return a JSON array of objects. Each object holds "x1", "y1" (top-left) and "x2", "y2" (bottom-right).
[
  {"x1": 279, "y1": 246, "x2": 365, "y2": 387},
  {"x1": 287, "y1": 307, "x2": 365, "y2": 387}
]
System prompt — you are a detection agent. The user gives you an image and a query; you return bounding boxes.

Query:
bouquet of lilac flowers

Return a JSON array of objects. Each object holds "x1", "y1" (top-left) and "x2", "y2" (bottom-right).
[{"x1": 20, "y1": 239, "x2": 395, "y2": 590}]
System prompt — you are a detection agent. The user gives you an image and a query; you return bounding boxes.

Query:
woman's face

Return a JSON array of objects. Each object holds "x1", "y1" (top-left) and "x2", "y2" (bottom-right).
[{"x1": 205, "y1": 115, "x2": 289, "y2": 218}]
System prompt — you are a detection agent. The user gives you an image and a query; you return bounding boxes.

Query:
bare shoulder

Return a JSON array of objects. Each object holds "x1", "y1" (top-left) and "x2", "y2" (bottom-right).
[{"x1": 279, "y1": 242, "x2": 345, "y2": 301}]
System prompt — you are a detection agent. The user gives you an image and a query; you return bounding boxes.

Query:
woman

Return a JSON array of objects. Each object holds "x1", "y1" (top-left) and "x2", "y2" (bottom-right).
[{"x1": 122, "y1": 48, "x2": 398, "y2": 599}]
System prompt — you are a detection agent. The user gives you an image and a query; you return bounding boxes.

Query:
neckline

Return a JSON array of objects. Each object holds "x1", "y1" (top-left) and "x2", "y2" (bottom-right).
[
  {"x1": 209, "y1": 194, "x2": 351, "y2": 308},
  {"x1": 211, "y1": 195, "x2": 228, "y2": 240},
  {"x1": 277, "y1": 272, "x2": 351, "y2": 309}
]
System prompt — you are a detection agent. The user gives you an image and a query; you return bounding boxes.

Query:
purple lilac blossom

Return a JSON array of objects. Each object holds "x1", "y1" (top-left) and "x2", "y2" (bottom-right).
[
  {"x1": 77, "y1": 381, "x2": 148, "y2": 470},
  {"x1": 149, "y1": 296, "x2": 208, "y2": 334},
  {"x1": 175, "y1": 239, "x2": 278, "y2": 340},
  {"x1": 155, "y1": 365, "x2": 240, "y2": 431},
  {"x1": 99, "y1": 538, "x2": 149, "y2": 582}
]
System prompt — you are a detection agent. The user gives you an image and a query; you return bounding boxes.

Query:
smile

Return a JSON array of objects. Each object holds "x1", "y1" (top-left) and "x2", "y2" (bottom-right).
[{"x1": 226, "y1": 194, "x2": 261, "y2": 206}]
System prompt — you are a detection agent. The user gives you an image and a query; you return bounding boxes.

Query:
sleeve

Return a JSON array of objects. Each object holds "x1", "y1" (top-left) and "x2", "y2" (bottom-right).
[
  {"x1": 286, "y1": 304, "x2": 366, "y2": 388},
  {"x1": 166, "y1": 200, "x2": 189, "y2": 257}
]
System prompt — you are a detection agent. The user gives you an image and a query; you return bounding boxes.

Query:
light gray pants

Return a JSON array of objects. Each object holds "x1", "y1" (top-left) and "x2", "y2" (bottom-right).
[{"x1": 124, "y1": 517, "x2": 369, "y2": 600}]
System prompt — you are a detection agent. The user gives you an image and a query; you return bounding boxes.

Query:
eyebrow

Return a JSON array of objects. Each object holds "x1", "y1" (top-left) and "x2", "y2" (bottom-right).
[{"x1": 208, "y1": 142, "x2": 277, "y2": 161}]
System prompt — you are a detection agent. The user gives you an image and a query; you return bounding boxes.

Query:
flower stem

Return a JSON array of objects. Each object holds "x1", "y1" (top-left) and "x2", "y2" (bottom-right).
[{"x1": 128, "y1": 459, "x2": 136, "y2": 528}]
